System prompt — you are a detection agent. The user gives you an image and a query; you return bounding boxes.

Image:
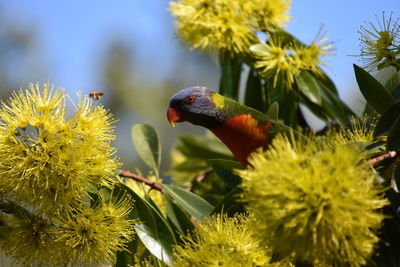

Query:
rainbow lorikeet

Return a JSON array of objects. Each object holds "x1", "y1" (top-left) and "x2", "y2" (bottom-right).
[{"x1": 167, "y1": 86, "x2": 285, "y2": 165}]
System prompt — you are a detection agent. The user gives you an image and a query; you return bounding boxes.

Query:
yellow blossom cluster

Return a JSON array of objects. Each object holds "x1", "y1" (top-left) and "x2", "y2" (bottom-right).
[
  {"x1": 169, "y1": 0, "x2": 291, "y2": 55},
  {"x1": 252, "y1": 34, "x2": 333, "y2": 88},
  {"x1": 0, "y1": 83, "x2": 136, "y2": 265},
  {"x1": 357, "y1": 12, "x2": 400, "y2": 71},
  {"x1": 0, "y1": 83, "x2": 119, "y2": 213},
  {"x1": 238, "y1": 133, "x2": 388, "y2": 266},
  {"x1": 173, "y1": 213, "x2": 276, "y2": 267}
]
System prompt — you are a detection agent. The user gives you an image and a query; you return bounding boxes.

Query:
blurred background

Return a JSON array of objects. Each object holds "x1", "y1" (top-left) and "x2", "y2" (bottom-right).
[{"x1": 0, "y1": 0, "x2": 398, "y2": 174}]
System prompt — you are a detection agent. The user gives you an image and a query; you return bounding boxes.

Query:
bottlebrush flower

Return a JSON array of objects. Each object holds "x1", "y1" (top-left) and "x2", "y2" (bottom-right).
[
  {"x1": 173, "y1": 213, "x2": 273, "y2": 266},
  {"x1": 169, "y1": 0, "x2": 291, "y2": 55},
  {"x1": 56, "y1": 194, "x2": 135, "y2": 265},
  {"x1": 252, "y1": 33, "x2": 332, "y2": 88},
  {"x1": 0, "y1": 83, "x2": 120, "y2": 214},
  {"x1": 357, "y1": 12, "x2": 400, "y2": 71},
  {"x1": 238, "y1": 134, "x2": 388, "y2": 266}
]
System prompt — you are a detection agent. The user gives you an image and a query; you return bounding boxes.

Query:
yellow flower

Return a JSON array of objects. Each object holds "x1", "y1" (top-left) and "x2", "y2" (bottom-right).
[
  {"x1": 238, "y1": 134, "x2": 388, "y2": 266},
  {"x1": 253, "y1": 38, "x2": 298, "y2": 87},
  {"x1": 169, "y1": 0, "x2": 291, "y2": 55},
  {"x1": 357, "y1": 12, "x2": 400, "y2": 71},
  {"x1": 253, "y1": 33, "x2": 333, "y2": 88},
  {"x1": 0, "y1": 83, "x2": 120, "y2": 214},
  {"x1": 56, "y1": 194, "x2": 135, "y2": 265},
  {"x1": 170, "y1": 0, "x2": 257, "y2": 55},
  {"x1": 332, "y1": 118, "x2": 375, "y2": 145},
  {"x1": 173, "y1": 213, "x2": 272, "y2": 267},
  {"x1": 294, "y1": 32, "x2": 333, "y2": 74},
  {"x1": 3, "y1": 215, "x2": 65, "y2": 265},
  {"x1": 243, "y1": 0, "x2": 291, "y2": 31}
]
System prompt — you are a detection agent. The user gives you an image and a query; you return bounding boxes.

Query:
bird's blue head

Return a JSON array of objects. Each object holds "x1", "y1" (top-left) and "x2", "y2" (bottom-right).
[{"x1": 167, "y1": 86, "x2": 227, "y2": 128}]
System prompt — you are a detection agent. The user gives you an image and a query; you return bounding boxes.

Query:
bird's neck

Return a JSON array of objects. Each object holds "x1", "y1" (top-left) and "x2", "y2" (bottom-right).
[{"x1": 210, "y1": 114, "x2": 271, "y2": 165}]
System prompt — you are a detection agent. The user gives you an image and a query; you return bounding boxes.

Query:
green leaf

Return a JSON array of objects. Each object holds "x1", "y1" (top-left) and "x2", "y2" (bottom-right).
[
  {"x1": 296, "y1": 90, "x2": 329, "y2": 123},
  {"x1": 374, "y1": 103, "x2": 400, "y2": 137},
  {"x1": 208, "y1": 159, "x2": 243, "y2": 188},
  {"x1": 144, "y1": 193, "x2": 164, "y2": 216},
  {"x1": 309, "y1": 68, "x2": 338, "y2": 94},
  {"x1": 135, "y1": 224, "x2": 173, "y2": 265},
  {"x1": 374, "y1": 189, "x2": 400, "y2": 266},
  {"x1": 297, "y1": 70, "x2": 322, "y2": 105},
  {"x1": 249, "y1": 43, "x2": 269, "y2": 53},
  {"x1": 163, "y1": 184, "x2": 214, "y2": 220},
  {"x1": 320, "y1": 87, "x2": 350, "y2": 126},
  {"x1": 364, "y1": 141, "x2": 386, "y2": 157},
  {"x1": 266, "y1": 102, "x2": 279, "y2": 120},
  {"x1": 244, "y1": 69, "x2": 267, "y2": 112},
  {"x1": 173, "y1": 159, "x2": 208, "y2": 172},
  {"x1": 212, "y1": 188, "x2": 245, "y2": 216},
  {"x1": 116, "y1": 237, "x2": 138, "y2": 267},
  {"x1": 219, "y1": 52, "x2": 242, "y2": 100},
  {"x1": 164, "y1": 196, "x2": 195, "y2": 234},
  {"x1": 131, "y1": 124, "x2": 161, "y2": 176},
  {"x1": 279, "y1": 87, "x2": 298, "y2": 127},
  {"x1": 177, "y1": 135, "x2": 233, "y2": 160},
  {"x1": 387, "y1": 115, "x2": 400, "y2": 150},
  {"x1": 390, "y1": 84, "x2": 400, "y2": 102},
  {"x1": 316, "y1": 79, "x2": 354, "y2": 126},
  {"x1": 354, "y1": 64, "x2": 395, "y2": 114},
  {"x1": 120, "y1": 183, "x2": 176, "y2": 264}
]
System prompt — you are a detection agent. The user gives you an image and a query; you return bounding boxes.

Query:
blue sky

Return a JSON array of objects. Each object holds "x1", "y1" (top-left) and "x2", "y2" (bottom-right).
[{"x1": 2, "y1": 0, "x2": 399, "y2": 100}]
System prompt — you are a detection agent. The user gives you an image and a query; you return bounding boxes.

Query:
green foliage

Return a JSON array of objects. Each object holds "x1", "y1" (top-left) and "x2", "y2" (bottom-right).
[
  {"x1": 354, "y1": 64, "x2": 395, "y2": 114},
  {"x1": 132, "y1": 123, "x2": 161, "y2": 176},
  {"x1": 122, "y1": 183, "x2": 176, "y2": 265},
  {"x1": 163, "y1": 185, "x2": 214, "y2": 220},
  {"x1": 239, "y1": 134, "x2": 387, "y2": 266}
]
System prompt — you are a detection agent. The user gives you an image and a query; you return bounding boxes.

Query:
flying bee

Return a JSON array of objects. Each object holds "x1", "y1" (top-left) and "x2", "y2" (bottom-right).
[{"x1": 89, "y1": 91, "x2": 104, "y2": 100}]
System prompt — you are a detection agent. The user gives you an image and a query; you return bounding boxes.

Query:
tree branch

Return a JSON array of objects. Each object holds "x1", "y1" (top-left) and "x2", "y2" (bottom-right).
[
  {"x1": 187, "y1": 170, "x2": 213, "y2": 192},
  {"x1": 367, "y1": 151, "x2": 397, "y2": 165},
  {"x1": 119, "y1": 170, "x2": 163, "y2": 191}
]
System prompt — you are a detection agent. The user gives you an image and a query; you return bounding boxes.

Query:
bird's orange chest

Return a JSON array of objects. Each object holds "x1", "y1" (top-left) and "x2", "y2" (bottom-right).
[{"x1": 211, "y1": 114, "x2": 271, "y2": 165}]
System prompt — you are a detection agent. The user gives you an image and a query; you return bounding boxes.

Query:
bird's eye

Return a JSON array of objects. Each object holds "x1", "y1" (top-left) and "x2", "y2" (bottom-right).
[{"x1": 185, "y1": 96, "x2": 196, "y2": 104}]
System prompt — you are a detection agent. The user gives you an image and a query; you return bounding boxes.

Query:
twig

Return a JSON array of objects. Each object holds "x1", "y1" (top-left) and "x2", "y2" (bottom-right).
[
  {"x1": 187, "y1": 170, "x2": 213, "y2": 192},
  {"x1": 367, "y1": 151, "x2": 397, "y2": 165},
  {"x1": 119, "y1": 170, "x2": 163, "y2": 191}
]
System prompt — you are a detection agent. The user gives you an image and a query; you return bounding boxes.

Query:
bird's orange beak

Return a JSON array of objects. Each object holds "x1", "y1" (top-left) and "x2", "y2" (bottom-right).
[{"x1": 167, "y1": 108, "x2": 185, "y2": 127}]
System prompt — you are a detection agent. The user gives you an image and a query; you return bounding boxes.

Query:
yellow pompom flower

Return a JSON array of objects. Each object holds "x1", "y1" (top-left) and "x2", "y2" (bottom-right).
[
  {"x1": 243, "y1": 0, "x2": 291, "y2": 31},
  {"x1": 169, "y1": 0, "x2": 291, "y2": 55},
  {"x1": 4, "y1": 215, "x2": 65, "y2": 265},
  {"x1": 56, "y1": 194, "x2": 135, "y2": 265},
  {"x1": 253, "y1": 33, "x2": 332, "y2": 88},
  {"x1": 173, "y1": 213, "x2": 272, "y2": 267},
  {"x1": 253, "y1": 38, "x2": 298, "y2": 87},
  {"x1": 170, "y1": 0, "x2": 256, "y2": 55},
  {"x1": 332, "y1": 118, "x2": 375, "y2": 146},
  {"x1": 357, "y1": 12, "x2": 400, "y2": 71},
  {"x1": 293, "y1": 33, "x2": 333, "y2": 74},
  {"x1": 238, "y1": 134, "x2": 388, "y2": 266},
  {"x1": 0, "y1": 83, "x2": 120, "y2": 213}
]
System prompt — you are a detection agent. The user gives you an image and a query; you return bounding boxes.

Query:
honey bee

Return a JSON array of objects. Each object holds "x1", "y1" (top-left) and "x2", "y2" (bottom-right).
[{"x1": 89, "y1": 91, "x2": 104, "y2": 100}]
